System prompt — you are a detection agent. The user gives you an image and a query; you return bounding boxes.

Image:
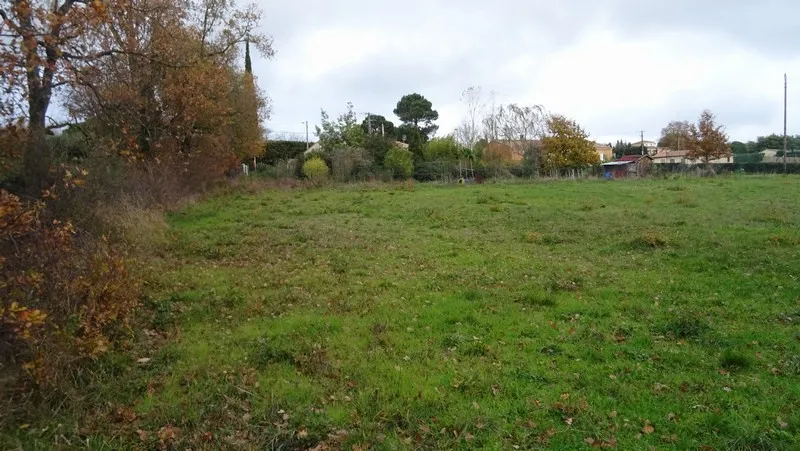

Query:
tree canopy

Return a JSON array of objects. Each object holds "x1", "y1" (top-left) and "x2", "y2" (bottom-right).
[
  {"x1": 393, "y1": 93, "x2": 439, "y2": 141},
  {"x1": 316, "y1": 102, "x2": 365, "y2": 151},
  {"x1": 658, "y1": 120, "x2": 693, "y2": 149},
  {"x1": 361, "y1": 114, "x2": 394, "y2": 137},
  {"x1": 687, "y1": 110, "x2": 729, "y2": 163},
  {"x1": 541, "y1": 115, "x2": 599, "y2": 171}
]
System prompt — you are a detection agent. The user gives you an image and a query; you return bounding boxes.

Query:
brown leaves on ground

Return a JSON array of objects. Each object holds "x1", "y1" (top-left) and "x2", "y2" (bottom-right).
[
  {"x1": 157, "y1": 425, "x2": 179, "y2": 448},
  {"x1": 111, "y1": 406, "x2": 137, "y2": 424},
  {"x1": 642, "y1": 421, "x2": 655, "y2": 434}
]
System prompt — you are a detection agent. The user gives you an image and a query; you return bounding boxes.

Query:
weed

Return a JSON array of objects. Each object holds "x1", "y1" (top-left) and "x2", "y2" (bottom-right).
[
  {"x1": 525, "y1": 231, "x2": 543, "y2": 243},
  {"x1": 514, "y1": 292, "x2": 557, "y2": 307},
  {"x1": 659, "y1": 314, "x2": 709, "y2": 340},
  {"x1": 634, "y1": 230, "x2": 669, "y2": 248},
  {"x1": 676, "y1": 195, "x2": 697, "y2": 207},
  {"x1": 720, "y1": 349, "x2": 752, "y2": 372},
  {"x1": 463, "y1": 289, "x2": 484, "y2": 302}
]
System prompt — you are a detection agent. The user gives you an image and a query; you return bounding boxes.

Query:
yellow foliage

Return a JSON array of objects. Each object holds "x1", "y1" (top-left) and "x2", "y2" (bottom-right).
[{"x1": 541, "y1": 115, "x2": 600, "y2": 172}]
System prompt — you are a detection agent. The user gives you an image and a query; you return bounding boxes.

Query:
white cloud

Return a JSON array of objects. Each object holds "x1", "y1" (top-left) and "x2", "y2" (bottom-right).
[{"x1": 254, "y1": 0, "x2": 800, "y2": 142}]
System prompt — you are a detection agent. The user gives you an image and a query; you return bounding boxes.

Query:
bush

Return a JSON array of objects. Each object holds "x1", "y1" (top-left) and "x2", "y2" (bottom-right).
[
  {"x1": 302, "y1": 156, "x2": 329, "y2": 182},
  {"x1": 330, "y1": 147, "x2": 374, "y2": 182},
  {"x1": 262, "y1": 140, "x2": 308, "y2": 164},
  {"x1": 413, "y1": 159, "x2": 458, "y2": 182},
  {"x1": 0, "y1": 190, "x2": 140, "y2": 388},
  {"x1": 424, "y1": 136, "x2": 460, "y2": 161},
  {"x1": 733, "y1": 153, "x2": 764, "y2": 164},
  {"x1": 384, "y1": 147, "x2": 414, "y2": 179}
]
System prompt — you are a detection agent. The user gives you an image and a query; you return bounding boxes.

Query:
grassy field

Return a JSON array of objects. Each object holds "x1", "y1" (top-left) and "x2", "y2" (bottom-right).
[{"x1": 6, "y1": 176, "x2": 800, "y2": 449}]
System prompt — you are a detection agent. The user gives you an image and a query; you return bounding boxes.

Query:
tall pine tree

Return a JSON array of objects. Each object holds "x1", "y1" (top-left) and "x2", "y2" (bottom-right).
[{"x1": 230, "y1": 38, "x2": 265, "y2": 160}]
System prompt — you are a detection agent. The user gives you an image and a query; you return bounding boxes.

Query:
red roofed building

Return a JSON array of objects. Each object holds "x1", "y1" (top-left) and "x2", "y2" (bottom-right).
[{"x1": 601, "y1": 154, "x2": 653, "y2": 178}]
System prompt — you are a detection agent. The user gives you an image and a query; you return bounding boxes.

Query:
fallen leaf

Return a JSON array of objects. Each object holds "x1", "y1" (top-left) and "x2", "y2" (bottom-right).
[
  {"x1": 136, "y1": 429, "x2": 149, "y2": 442},
  {"x1": 723, "y1": 386, "x2": 732, "y2": 392},
  {"x1": 297, "y1": 429, "x2": 308, "y2": 438},
  {"x1": 560, "y1": 393, "x2": 570, "y2": 400},
  {"x1": 642, "y1": 423, "x2": 654, "y2": 434},
  {"x1": 202, "y1": 431, "x2": 213, "y2": 441},
  {"x1": 778, "y1": 417, "x2": 788, "y2": 429},
  {"x1": 157, "y1": 425, "x2": 179, "y2": 444},
  {"x1": 376, "y1": 433, "x2": 386, "y2": 442},
  {"x1": 584, "y1": 437, "x2": 596, "y2": 445},
  {"x1": 608, "y1": 410, "x2": 618, "y2": 418},
  {"x1": 472, "y1": 401, "x2": 480, "y2": 410},
  {"x1": 18, "y1": 424, "x2": 29, "y2": 430},
  {"x1": 136, "y1": 357, "x2": 151, "y2": 365},
  {"x1": 465, "y1": 432, "x2": 474, "y2": 441},
  {"x1": 491, "y1": 384, "x2": 500, "y2": 396},
  {"x1": 565, "y1": 417, "x2": 574, "y2": 426}
]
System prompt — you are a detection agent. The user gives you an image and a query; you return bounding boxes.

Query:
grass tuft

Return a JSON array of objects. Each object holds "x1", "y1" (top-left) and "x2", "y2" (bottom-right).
[
  {"x1": 634, "y1": 230, "x2": 669, "y2": 248},
  {"x1": 720, "y1": 349, "x2": 752, "y2": 372}
]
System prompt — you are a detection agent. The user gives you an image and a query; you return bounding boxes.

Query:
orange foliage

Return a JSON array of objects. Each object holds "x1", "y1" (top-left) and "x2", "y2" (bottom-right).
[{"x1": 0, "y1": 190, "x2": 139, "y2": 384}]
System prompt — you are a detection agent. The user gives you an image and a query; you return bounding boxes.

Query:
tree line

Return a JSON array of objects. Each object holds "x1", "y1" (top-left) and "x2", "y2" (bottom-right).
[
  {"x1": 276, "y1": 87, "x2": 602, "y2": 182},
  {"x1": 0, "y1": 0, "x2": 272, "y2": 400}
]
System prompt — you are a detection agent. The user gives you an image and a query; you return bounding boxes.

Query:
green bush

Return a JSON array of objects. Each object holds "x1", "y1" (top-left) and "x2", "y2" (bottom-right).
[
  {"x1": 733, "y1": 153, "x2": 764, "y2": 164},
  {"x1": 302, "y1": 157, "x2": 329, "y2": 181},
  {"x1": 384, "y1": 147, "x2": 414, "y2": 179},
  {"x1": 424, "y1": 136, "x2": 460, "y2": 161},
  {"x1": 262, "y1": 140, "x2": 308, "y2": 164}
]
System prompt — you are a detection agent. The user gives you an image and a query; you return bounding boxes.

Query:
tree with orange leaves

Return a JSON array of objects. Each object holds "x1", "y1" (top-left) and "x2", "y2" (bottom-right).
[{"x1": 686, "y1": 110, "x2": 730, "y2": 163}]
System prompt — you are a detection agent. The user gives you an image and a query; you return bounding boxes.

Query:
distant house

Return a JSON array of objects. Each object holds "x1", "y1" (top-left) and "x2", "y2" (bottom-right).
[
  {"x1": 593, "y1": 143, "x2": 613, "y2": 162},
  {"x1": 629, "y1": 140, "x2": 659, "y2": 156},
  {"x1": 652, "y1": 149, "x2": 691, "y2": 164},
  {"x1": 652, "y1": 149, "x2": 732, "y2": 165},
  {"x1": 602, "y1": 154, "x2": 653, "y2": 178}
]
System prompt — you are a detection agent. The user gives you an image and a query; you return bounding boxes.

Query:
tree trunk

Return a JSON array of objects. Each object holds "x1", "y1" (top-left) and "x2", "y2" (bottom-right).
[{"x1": 23, "y1": 84, "x2": 52, "y2": 193}]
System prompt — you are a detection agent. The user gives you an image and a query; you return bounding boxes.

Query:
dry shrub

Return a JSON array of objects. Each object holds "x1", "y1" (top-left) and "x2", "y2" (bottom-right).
[
  {"x1": 124, "y1": 136, "x2": 238, "y2": 209},
  {"x1": 526, "y1": 231, "x2": 543, "y2": 243},
  {"x1": 0, "y1": 190, "x2": 140, "y2": 389},
  {"x1": 634, "y1": 231, "x2": 669, "y2": 248},
  {"x1": 97, "y1": 201, "x2": 170, "y2": 255}
]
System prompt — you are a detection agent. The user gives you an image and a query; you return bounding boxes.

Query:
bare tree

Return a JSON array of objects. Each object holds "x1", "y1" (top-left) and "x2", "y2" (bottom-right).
[
  {"x1": 454, "y1": 86, "x2": 487, "y2": 150},
  {"x1": 494, "y1": 103, "x2": 547, "y2": 175},
  {"x1": 481, "y1": 89, "x2": 500, "y2": 141}
]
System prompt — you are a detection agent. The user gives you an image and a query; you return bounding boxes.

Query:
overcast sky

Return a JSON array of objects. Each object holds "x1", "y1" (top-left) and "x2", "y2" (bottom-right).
[{"x1": 253, "y1": 0, "x2": 800, "y2": 144}]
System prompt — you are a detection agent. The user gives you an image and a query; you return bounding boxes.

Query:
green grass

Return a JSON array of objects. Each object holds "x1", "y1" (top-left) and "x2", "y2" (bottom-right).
[{"x1": 5, "y1": 176, "x2": 800, "y2": 449}]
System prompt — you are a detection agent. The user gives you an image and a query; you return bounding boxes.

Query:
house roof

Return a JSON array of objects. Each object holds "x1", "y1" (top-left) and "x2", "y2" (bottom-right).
[
  {"x1": 616, "y1": 155, "x2": 651, "y2": 162},
  {"x1": 653, "y1": 149, "x2": 690, "y2": 159}
]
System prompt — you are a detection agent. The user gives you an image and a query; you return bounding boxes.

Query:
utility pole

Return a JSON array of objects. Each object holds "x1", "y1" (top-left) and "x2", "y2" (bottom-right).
[
  {"x1": 784, "y1": 73, "x2": 788, "y2": 173},
  {"x1": 301, "y1": 121, "x2": 309, "y2": 151},
  {"x1": 640, "y1": 130, "x2": 645, "y2": 155}
]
